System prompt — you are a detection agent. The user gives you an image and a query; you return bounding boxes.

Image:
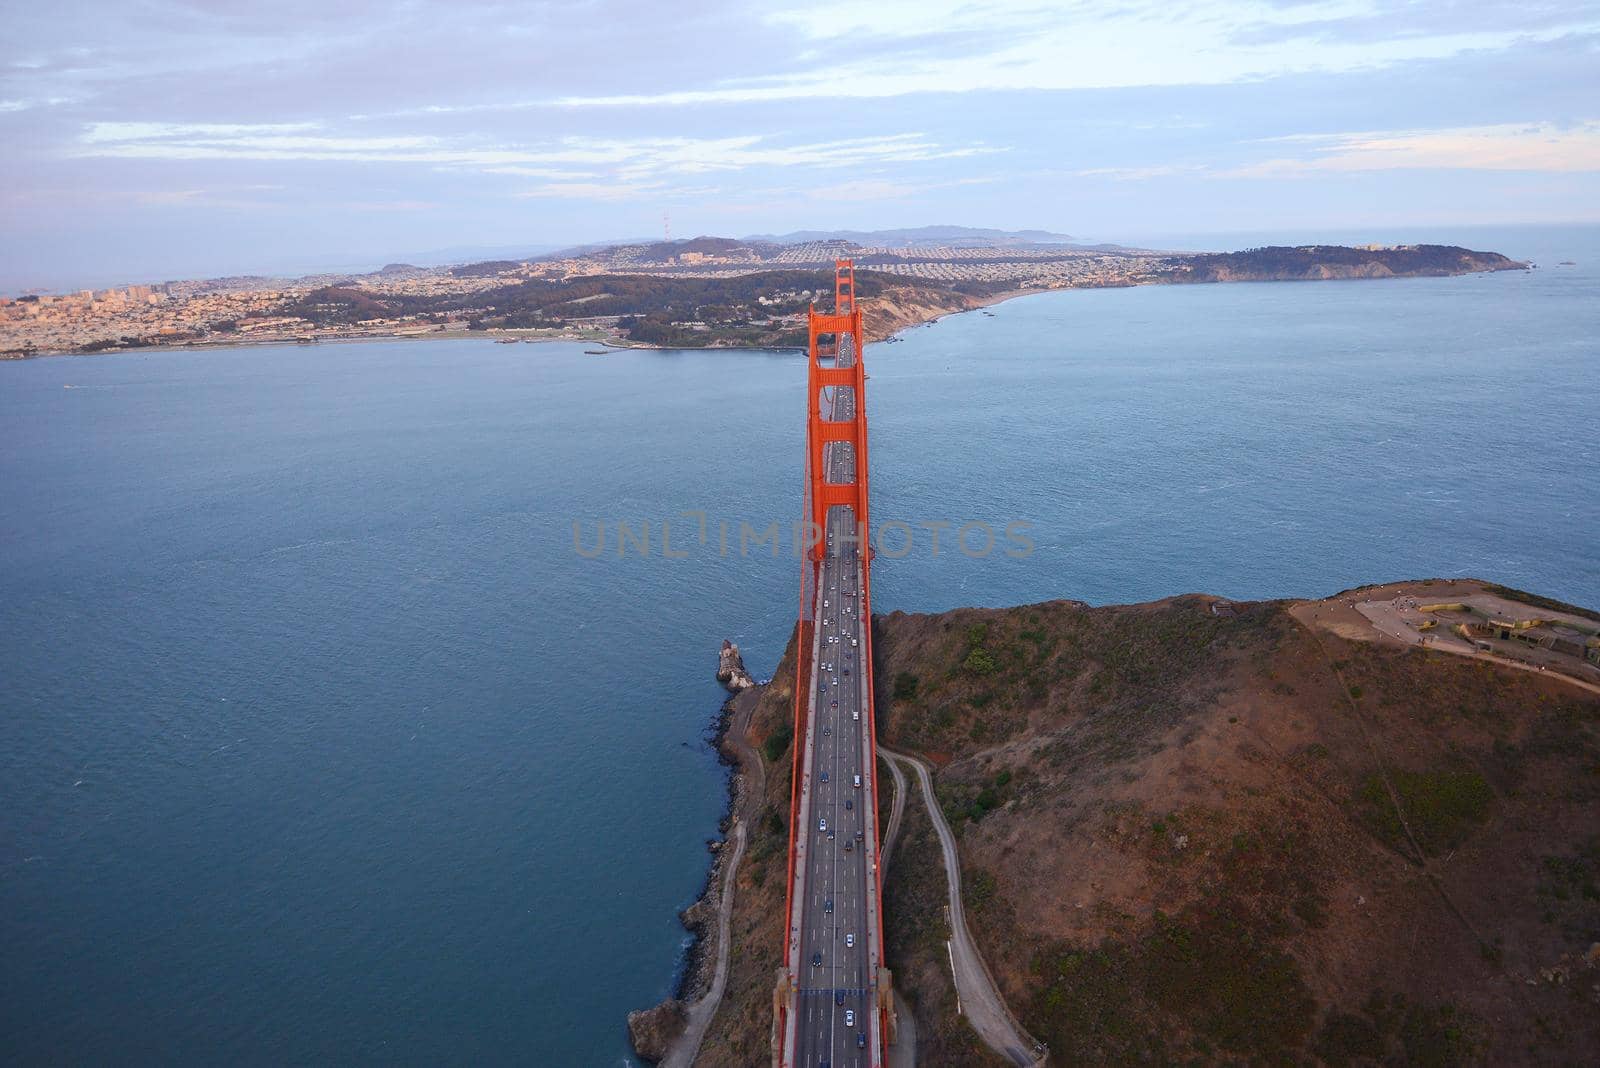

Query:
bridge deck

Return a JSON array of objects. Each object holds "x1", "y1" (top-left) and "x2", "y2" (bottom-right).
[{"x1": 783, "y1": 324, "x2": 884, "y2": 1067}]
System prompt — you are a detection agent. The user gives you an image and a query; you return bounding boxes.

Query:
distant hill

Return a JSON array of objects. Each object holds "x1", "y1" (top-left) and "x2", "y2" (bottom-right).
[
  {"x1": 1160, "y1": 244, "x2": 1526, "y2": 283},
  {"x1": 630, "y1": 236, "x2": 779, "y2": 262},
  {"x1": 745, "y1": 225, "x2": 1083, "y2": 248}
]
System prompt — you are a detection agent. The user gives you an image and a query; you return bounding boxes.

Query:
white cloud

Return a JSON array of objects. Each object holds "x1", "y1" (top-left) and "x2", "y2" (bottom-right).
[
  {"x1": 72, "y1": 123, "x2": 996, "y2": 183},
  {"x1": 1071, "y1": 164, "x2": 1208, "y2": 181},
  {"x1": 515, "y1": 181, "x2": 664, "y2": 201},
  {"x1": 560, "y1": 2, "x2": 1599, "y2": 106},
  {"x1": 1237, "y1": 122, "x2": 1600, "y2": 175},
  {"x1": 0, "y1": 95, "x2": 76, "y2": 112},
  {"x1": 479, "y1": 165, "x2": 603, "y2": 180}
]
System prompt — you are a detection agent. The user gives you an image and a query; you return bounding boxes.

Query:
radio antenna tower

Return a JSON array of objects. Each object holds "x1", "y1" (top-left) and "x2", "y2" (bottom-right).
[{"x1": 663, "y1": 211, "x2": 671, "y2": 242}]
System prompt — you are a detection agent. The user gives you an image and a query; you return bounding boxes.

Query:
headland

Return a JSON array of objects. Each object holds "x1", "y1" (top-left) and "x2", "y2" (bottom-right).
[
  {"x1": 2, "y1": 240, "x2": 1526, "y2": 359},
  {"x1": 637, "y1": 577, "x2": 1599, "y2": 1066}
]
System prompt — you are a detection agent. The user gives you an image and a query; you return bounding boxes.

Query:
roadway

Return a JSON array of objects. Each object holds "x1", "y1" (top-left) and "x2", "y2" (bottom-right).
[
  {"x1": 789, "y1": 339, "x2": 882, "y2": 1067},
  {"x1": 880, "y1": 748, "x2": 1046, "y2": 1066}
]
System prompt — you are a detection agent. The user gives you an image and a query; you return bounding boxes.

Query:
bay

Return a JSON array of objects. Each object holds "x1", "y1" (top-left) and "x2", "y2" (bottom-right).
[{"x1": 2, "y1": 224, "x2": 1595, "y2": 1064}]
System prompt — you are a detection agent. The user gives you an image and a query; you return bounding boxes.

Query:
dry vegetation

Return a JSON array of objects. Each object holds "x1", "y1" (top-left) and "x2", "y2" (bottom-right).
[
  {"x1": 691, "y1": 586, "x2": 1599, "y2": 1066},
  {"x1": 871, "y1": 592, "x2": 1600, "y2": 1066}
]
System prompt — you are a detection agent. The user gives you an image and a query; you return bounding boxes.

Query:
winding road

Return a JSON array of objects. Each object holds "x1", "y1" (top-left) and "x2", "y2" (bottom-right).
[
  {"x1": 879, "y1": 748, "x2": 1047, "y2": 1067},
  {"x1": 878, "y1": 752, "x2": 908, "y2": 875}
]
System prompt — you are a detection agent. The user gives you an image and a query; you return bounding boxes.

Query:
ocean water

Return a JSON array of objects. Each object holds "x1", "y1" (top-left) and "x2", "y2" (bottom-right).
[{"x1": 2, "y1": 225, "x2": 1596, "y2": 1064}]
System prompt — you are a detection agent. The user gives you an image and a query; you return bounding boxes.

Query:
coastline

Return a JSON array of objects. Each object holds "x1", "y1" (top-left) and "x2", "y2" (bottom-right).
[
  {"x1": 628, "y1": 658, "x2": 768, "y2": 1065},
  {"x1": 6, "y1": 256, "x2": 1528, "y2": 362}
]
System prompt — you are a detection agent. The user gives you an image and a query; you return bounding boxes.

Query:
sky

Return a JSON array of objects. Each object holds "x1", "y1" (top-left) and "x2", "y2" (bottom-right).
[{"x1": 2, "y1": 0, "x2": 1598, "y2": 290}]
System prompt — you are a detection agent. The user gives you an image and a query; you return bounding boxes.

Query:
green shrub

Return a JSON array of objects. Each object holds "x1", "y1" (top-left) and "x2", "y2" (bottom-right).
[
  {"x1": 763, "y1": 723, "x2": 793, "y2": 762},
  {"x1": 1359, "y1": 769, "x2": 1492, "y2": 856},
  {"x1": 964, "y1": 647, "x2": 999, "y2": 676}
]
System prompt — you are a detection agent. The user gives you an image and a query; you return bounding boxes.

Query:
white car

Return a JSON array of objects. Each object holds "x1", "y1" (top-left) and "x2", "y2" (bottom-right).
[
  {"x1": 853, "y1": 774, "x2": 862, "y2": 788},
  {"x1": 844, "y1": 1010, "x2": 855, "y2": 1027},
  {"x1": 853, "y1": 710, "x2": 860, "y2": 721},
  {"x1": 819, "y1": 817, "x2": 827, "y2": 832},
  {"x1": 846, "y1": 933, "x2": 855, "y2": 948}
]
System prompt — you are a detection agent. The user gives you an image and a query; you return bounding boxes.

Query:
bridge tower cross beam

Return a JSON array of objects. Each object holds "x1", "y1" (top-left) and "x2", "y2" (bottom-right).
[{"x1": 804, "y1": 260, "x2": 871, "y2": 563}]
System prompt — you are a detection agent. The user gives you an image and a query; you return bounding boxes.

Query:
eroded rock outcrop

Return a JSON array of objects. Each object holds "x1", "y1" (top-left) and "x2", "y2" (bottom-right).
[
  {"x1": 716, "y1": 640, "x2": 755, "y2": 691},
  {"x1": 627, "y1": 1000, "x2": 688, "y2": 1064}
]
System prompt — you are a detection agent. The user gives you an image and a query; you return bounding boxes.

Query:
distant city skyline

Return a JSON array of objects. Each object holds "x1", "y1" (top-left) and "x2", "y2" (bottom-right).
[{"x1": 4, "y1": 0, "x2": 1598, "y2": 290}]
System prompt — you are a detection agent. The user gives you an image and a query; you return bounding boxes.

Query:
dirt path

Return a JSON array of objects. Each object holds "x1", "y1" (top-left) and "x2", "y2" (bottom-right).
[
  {"x1": 879, "y1": 747, "x2": 1047, "y2": 1066},
  {"x1": 664, "y1": 687, "x2": 766, "y2": 1068},
  {"x1": 666, "y1": 820, "x2": 747, "y2": 1068}
]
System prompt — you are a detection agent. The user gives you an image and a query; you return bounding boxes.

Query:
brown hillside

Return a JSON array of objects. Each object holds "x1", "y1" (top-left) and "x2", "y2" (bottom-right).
[
  {"x1": 687, "y1": 580, "x2": 1598, "y2": 1066},
  {"x1": 872, "y1": 587, "x2": 1599, "y2": 1066}
]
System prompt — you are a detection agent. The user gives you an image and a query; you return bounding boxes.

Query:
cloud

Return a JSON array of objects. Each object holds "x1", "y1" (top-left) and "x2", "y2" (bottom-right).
[
  {"x1": 1237, "y1": 121, "x2": 1600, "y2": 175},
  {"x1": 557, "y1": 2, "x2": 1600, "y2": 106},
  {"x1": 1071, "y1": 164, "x2": 1210, "y2": 181},
  {"x1": 80, "y1": 121, "x2": 319, "y2": 142},
  {"x1": 0, "y1": 96, "x2": 75, "y2": 112},
  {"x1": 515, "y1": 181, "x2": 667, "y2": 202},
  {"x1": 480, "y1": 165, "x2": 603, "y2": 180},
  {"x1": 71, "y1": 123, "x2": 996, "y2": 183}
]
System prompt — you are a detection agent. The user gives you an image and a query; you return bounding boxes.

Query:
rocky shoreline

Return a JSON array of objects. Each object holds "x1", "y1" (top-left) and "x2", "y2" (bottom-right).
[{"x1": 627, "y1": 642, "x2": 764, "y2": 1064}]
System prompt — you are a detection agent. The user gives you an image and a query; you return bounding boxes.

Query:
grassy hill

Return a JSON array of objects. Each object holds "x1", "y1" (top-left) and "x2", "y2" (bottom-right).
[
  {"x1": 686, "y1": 581, "x2": 1599, "y2": 1066},
  {"x1": 871, "y1": 588, "x2": 1598, "y2": 1065}
]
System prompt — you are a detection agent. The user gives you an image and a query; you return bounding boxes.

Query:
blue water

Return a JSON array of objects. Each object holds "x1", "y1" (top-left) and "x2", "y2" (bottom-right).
[{"x1": 2, "y1": 225, "x2": 1596, "y2": 1064}]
